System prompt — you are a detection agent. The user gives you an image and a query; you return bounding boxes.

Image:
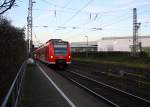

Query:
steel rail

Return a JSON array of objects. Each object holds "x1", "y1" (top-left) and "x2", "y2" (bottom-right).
[
  {"x1": 58, "y1": 70, "x2": 120, "y2": 107},
  {"x1": 68, "y1": 76, "x2": 120, "y2": 107},
  {"x1": 67, "y1": 70, "x2": 150, "y2": 104}
]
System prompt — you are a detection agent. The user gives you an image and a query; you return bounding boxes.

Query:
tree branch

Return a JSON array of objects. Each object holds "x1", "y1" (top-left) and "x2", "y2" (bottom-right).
[{"x1": 0, "y1": 0, "x2": 16, "y2": 15}]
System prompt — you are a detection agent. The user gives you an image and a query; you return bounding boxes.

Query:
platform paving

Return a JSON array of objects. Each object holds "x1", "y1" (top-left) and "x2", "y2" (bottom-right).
[
  {"x1": 38, "y1": 62, "x2": 109, "y2": 107},
  {"x1": 20, "y1": 64, "x2": 71, "y2": 107},
  {"x1": 20, "y1": 62, "x2": 110, "y2": 107}
]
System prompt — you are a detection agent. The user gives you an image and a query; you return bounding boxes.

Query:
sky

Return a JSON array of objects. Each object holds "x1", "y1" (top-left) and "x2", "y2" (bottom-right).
[{"x1": 4, "y1": 0, "x2": 150, "y2": 45}]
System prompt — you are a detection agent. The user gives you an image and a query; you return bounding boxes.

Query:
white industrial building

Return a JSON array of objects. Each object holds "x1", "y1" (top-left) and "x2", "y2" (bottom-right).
[
  {"x1": 71, "y1": 41, "x2": 97, "y2": 52},
  {"x1": 71, "y1": 36, "x2": 150, "y2": 52},
  {"x1": 98, "y1": 36, "x2": 150, "y2": 52}
]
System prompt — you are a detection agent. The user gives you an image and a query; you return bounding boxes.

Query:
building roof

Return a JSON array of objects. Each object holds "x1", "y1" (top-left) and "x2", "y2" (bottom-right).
[
  {"x1": 100, "y1": 36, "x2": 150, "y2": 40},
  {"x1": 71, "y1": 41, "x2": 97, "y2": 47}
]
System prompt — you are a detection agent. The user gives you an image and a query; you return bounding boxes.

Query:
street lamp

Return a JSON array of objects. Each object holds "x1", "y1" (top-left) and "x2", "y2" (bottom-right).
[
  {"x1": 85, "y1": 35, "x2": 88, "y2": 47},
  {"x1": 85, "y1": 36, "x2": 88, "y2": 57}
]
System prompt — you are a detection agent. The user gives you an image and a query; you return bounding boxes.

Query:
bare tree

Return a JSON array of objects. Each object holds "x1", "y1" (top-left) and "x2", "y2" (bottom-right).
[{"x1": 0, "y1": 0, "x2": 16, "y2": 15}]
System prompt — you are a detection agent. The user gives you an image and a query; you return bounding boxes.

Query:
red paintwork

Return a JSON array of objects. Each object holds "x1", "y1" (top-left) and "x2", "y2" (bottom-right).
[{"x1": 34, "y1": 40, "x2": 71, "y2": 65}]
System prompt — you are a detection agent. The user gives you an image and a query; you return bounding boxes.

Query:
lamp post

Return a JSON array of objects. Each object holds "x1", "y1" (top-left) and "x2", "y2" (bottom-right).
[
  {"x1": 85, "y1": 36, "x2": 88, "y2": 57},
  {"x1": 85, "y1": 35, "x2": 88, "y2": 47}
]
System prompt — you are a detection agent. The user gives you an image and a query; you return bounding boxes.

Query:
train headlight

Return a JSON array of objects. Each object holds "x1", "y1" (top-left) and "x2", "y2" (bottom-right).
[
  {"x1": 68, "y1": 56, "x2": 71, "y2": 58},
  {"x1": 50, "y1": 56, "x2": 54, "y2": 59}
]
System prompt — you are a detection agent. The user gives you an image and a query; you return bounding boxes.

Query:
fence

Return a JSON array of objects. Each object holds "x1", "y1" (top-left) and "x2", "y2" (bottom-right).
[
  {"x1": 72, "y1": 51, "x2": 148, "y2": 58},
  {"x1": 0, "y1": 61, "x2": 27, "y2": 107}
]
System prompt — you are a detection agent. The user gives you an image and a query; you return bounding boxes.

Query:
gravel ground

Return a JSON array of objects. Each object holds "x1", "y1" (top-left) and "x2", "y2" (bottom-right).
[{"x1": 67, "y1": 60, "x2": 150, "y2": 100}]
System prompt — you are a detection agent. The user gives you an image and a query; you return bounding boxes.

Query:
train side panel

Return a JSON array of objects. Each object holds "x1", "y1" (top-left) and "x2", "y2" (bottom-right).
[
  {"x1": 66, "y1": 43, "x2": 71, "y2": 64},
  {"x1": 48, "y1": 42, "x2": 56, "y2": 64}
]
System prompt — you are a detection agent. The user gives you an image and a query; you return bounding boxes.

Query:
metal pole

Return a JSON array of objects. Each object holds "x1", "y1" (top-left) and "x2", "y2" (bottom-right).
[
  {"x1": 133, "y1": 8, "x2": 141, "y2": 56},
  {"x1": 133, "y1": 8, "x2": 137, "y2": 56},
  {"x1": 27, "y1": 0, "x2": 35, "y2": 56},
  {"x1": 85, "y1": 36, "x2": 88, "y2": 57},
  {"x1": 85, "y1": 36, "x2": 88, "y2": 46}
]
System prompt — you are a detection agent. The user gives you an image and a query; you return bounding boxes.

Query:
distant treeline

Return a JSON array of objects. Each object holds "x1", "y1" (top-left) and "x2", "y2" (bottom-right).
[{"x1": 0, "y1": 16, "x2": 26, "y2": 103}]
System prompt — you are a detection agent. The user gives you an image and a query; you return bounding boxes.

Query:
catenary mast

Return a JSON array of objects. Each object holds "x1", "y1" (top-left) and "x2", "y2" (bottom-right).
[{"x1": 27, "y1": 0, "x2": 34, "y2": 56}]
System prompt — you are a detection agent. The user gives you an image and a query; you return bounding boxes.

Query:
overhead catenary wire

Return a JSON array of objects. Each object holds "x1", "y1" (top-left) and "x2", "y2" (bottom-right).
[
  {"x1": 63, "y1": 9, "x2": 131, "y2": 30},
  {"x1": 61, "y1": 0, "x2": 94, "y2": 25},
  {"x1": 41, "y1": 0, "x2": 77, "y2": 12},
  {"x1": 64, "y1": 10, "x2": 133, "y2": 40},
  {"x1": 33, "y1": 1, "x2": 150, "y2": 42},
  {"x1": 52, "y1": 8, "x2": 133, "y2": 38},
  {"x1": 39, "y1": 0, "x2": 74, "y2": 35},
  {"x1": 62, "y1": 10, "x2": 132, "y2": 39},
  {"x1": 32, "y1": 7, "x2": 132, "y2": 35},
  {"x1": 50, "y1": 0, "x2": 94, "y2": 36},
  {"x1": 52, "y1": 9, "x2": 132, "y2": 40},
  {"x1": 61, "y1": 0, "x2": 73, "y2": 9},
  {"x1": 77, "y1": 8, "x2": 150, "y2": 36},
  {"x1": 54, "y1": 0, "x2": 73, "y2": 24},
  {"x1": 55, "y1": 8, "x2": 132, "y2": 41}
]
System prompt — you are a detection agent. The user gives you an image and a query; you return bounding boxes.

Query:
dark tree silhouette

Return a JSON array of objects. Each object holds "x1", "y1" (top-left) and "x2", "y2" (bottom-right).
[
  {"x1": 0, "y1": 0, "x2": 16, "y2": 14},
  {"x1": 0, "y1": 16, "x2": 26, "y2": 103}
]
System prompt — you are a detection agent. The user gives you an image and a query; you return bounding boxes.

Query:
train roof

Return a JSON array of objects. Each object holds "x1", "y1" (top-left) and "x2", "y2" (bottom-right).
[
  {"x1": 47, "y1": 39, "x2": 68, "y2": 43},
  {"x1": 33, "y1": 39, "x2": 69, "y2": 52}
]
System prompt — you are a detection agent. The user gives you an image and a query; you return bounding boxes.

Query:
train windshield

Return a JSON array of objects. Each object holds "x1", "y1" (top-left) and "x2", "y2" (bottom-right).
[{"x1": 54, "y1": 44, "x2": 67, "y2": 55}]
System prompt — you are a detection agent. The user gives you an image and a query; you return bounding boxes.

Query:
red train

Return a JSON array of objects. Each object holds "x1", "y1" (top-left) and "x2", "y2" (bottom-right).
[{"x1": 34, "y1": 39, "x2": 71, "y2": 68}]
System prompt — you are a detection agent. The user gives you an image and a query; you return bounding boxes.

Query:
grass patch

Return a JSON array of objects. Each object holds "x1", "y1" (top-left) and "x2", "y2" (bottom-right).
[{"x1": 73, "y1": 56, "x2": 150, "y2": 69}]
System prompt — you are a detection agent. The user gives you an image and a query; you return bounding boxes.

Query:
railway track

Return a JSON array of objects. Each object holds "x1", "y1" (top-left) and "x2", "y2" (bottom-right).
[
  {"x1": 69, "y1": 62, "x2": 150, "y2": 82},
  {"x1": 68, "y1": 64, "x2": 150, "y2": 100},
  {"x1": 58, "y1": 70, "x2": 150, "y2": 107}
]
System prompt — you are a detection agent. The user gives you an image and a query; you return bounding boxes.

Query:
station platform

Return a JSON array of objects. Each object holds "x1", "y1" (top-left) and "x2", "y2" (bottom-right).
[
  {"x1": 20, "y1": 63, "x2": 109, "y2": 107},
  {"x1": 20, "y1": 64, "x2": 71, "y2": 107}
]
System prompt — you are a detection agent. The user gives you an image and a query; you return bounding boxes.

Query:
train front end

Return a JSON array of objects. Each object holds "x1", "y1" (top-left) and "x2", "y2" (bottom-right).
[{"x1": 49, "y1": 39, "x2": 71, "y2": 69}]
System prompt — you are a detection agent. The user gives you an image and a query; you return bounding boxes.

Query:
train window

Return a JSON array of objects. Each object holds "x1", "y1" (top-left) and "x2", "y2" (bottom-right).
[
  {"x1": 54, "y1": 46, "x2": 67, "y2": 55},
  {"x1": 54, "y1": 44, "x2": 67, "y2": 48}
]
